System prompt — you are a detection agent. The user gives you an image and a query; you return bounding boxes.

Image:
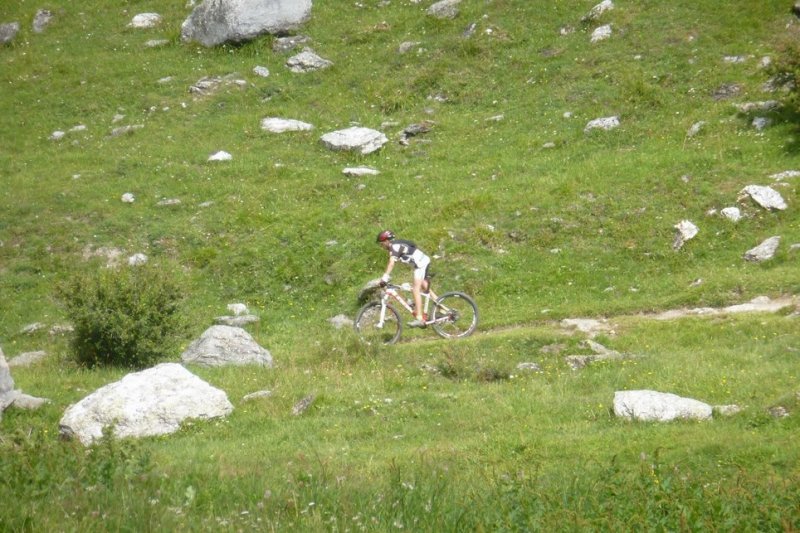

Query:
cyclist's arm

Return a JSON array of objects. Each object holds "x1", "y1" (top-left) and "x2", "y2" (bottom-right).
[{"x1": 381, "y1": 255, "x2": 397, "y2": 283}]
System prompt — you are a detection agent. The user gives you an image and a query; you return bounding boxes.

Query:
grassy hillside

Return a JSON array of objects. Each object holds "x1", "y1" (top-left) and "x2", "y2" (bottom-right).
[{"x1": 1, "y1": 0, "x2": 799, "y2": 530}]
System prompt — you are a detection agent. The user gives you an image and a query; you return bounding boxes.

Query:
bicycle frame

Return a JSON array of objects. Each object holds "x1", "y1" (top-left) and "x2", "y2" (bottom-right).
[{"x1": 375, "y1": 283, "x2": 442, "y2": 328}]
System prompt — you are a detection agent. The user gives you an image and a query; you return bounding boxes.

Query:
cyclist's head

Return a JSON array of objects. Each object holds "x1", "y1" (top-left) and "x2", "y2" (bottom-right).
[{"x1": 376, "y1": 230, "x2": 395, "y2": 245}]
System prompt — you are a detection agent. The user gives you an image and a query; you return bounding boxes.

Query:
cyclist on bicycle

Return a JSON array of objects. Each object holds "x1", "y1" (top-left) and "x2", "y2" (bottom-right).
[{"x1": 376, "y1": 230, "x2": 430, "y2": 328}]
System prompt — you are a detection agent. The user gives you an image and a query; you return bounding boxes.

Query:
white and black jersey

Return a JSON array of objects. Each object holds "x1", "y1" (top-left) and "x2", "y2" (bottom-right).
[{"x1": 383, "y1": 238, "x2": 432, "y2": 281}]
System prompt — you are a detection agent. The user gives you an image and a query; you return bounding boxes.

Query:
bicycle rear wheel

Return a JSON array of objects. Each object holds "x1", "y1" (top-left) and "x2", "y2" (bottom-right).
[
  {"x1": 431, "y1": 292, "x2": 478, "y2": 339},
  {"x1": 354, "y1": 302, "x2": 402, "y2": 345}
]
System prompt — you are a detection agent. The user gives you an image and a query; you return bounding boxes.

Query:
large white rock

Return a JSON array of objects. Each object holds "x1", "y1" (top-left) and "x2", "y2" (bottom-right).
[
  {"x1": 320, "y1": 127, "x2": 388, "y2": 155},
  {"x1": 584, "y1": 116, "x2": 619, "y2": 133},
  {"x1": 614, "y1": 390, "x2": 712, "y2": 422},
  {"x1": 181, "y1": 0, "x2": 312, "y2": 47},
  {"x1": 181, "y1": 325, "x2": 273, "y2": 367},
  {"x1": 59, "y1": 363, "x2": 233, "y2": 445}
]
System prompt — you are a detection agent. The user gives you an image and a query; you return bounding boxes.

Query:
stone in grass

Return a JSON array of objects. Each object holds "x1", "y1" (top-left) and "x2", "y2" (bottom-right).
[
  {"x1": 614, "y1": 390, "x2": 712, "y2": 422},
  {"x1": 743, "y1": 236, "x2": 781, "y2": 262},
  {"x1": 320, "y1": 127, "x2": 388, "y2": 155}
]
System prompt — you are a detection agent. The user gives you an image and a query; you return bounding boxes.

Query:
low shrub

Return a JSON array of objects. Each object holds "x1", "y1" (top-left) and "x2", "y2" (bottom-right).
[{"x1": 57, "y1": 263, "x2": 186, "y2": 368}]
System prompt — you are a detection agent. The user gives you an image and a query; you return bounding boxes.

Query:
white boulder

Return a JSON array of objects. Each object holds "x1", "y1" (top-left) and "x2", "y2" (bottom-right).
[
  {"x1": 181, "y1": 325, "x2": 273, "y2": 367},
  {"x1": 59, "y1": 363, "x2": 233, "y2": 445},
  {"x1": 614, "y1": 390, "x2": 712, "y2": 422},
  {"x1": 320, "y1": 127, "x2": 388, "y2": 155}
]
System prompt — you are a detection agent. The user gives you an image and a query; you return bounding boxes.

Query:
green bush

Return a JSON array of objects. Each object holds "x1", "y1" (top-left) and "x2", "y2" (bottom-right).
[
  {"x1": 57, "y1": 264, "x2": 186, "y2": 368},
  {"x1": 768, "y1": 26, "x2": 800, "y2": 115}
]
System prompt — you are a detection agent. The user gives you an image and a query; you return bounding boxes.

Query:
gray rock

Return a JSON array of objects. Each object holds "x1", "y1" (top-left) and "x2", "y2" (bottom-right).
[
  {"x1": 427, "y1": 0, "x2": 461, "y2": 19},
  {"x1": 590, "y1": 24, "x2": 612, "y2": 43},
  {"x1": 614, "y1": 390, "x2": 712, "y2": 422},
  {"x1": 686, "y1": 121, "x2": 706, "y2": 138},
  {"x1": 260, "y1": 117, "x2": 314, "y2": 133},
  {"x1": 214, "y1": 314, "x2": 260, "y2": 327},
  {"x1": 0, "y1": 22, "x2": 20, "y2": 45},
  {"x1": 720, "y1": 207, "x2": 742, "y2": 222},
  {"x1": 286, "y1": 48, "x2": 333, "y2": 73},
  {"x1": 328, "y1": 314, "x2": 353, "y2": 329},
  {"x1": 59, "y1": 363, "x2": 234, "y2": 445},
  {"x1": 292, "y1": 394, "x2": 315, "y2": 416},
  {"x1": 581, "y1": 0, "x2": 614, "y2": 22},
  {"x1": 320, "y1": 127, "x2": 388, "y2": 155},
  {"x1": 33, "y1": 9, "x2": 54, "y2": 33},
  {"x1": 182, "y1": 0, "x2": 312, "y2": 47},
  {"x1": 243, "y1": 390, "x2": 272, "y2": 401},
  {"x1": 8, "y1": 351, "x2": 47, "y2": 367},
  {"x1": 516, "y1": 362, "x2": 542, "y2": 372},
  {"x1": 12, "y1": 393, "x2": 48, "y2": 410},
  {"x1": 128, "y1": 13, "x2": 162, "y2": 29},
  {"x1": 181, "y1": 325, "x2": 273, "y2": 367},
  {"x1": 343, "y1": 166, "x2": 380, "y2": 177},
  {"x1": 739, "y1": 185, "x2": 787, "y2": 211},
  {"x1": 584, "y1": 116, "x2": 619, "y2": 133},
  {"x1": 673, "y1": 220, "x2": 698, "y2": 250},
  {"x1": 744, "y1": 236, "x2": 781, "y2": 262},
  {"x1": 769, "y1": 170, "x2": 800, "y2": 181},
  {"x1": 272, "y1": 34, "x2": 311, "y2": 53}
]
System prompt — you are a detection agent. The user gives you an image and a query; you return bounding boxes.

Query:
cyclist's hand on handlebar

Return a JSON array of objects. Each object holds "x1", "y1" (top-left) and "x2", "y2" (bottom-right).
[{"x1": 379, "y1": 280, "x2": 387, "y2": 287}]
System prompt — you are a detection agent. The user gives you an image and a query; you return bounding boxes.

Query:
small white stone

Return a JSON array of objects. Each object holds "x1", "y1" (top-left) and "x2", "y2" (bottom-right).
[
  {"x1": 121, "y1": 193, "x2": 136, "y2": 203},
  {"x1": 208, "y1": 151, "x2": 232, "y2": 162}
]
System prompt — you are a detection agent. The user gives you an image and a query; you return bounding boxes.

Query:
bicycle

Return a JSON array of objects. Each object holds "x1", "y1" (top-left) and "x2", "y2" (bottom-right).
[{"x1": 354, "y1": 281, "x2": 479, "y2": 345}]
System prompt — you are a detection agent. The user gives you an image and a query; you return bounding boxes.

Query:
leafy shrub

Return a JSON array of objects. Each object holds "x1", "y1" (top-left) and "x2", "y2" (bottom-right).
[
  {"x1": 767, "y1": 26, "x2": 800, "y2": 114},
  {"x1": 57, "y1": 264, "x2": 186, "y2": 368}
]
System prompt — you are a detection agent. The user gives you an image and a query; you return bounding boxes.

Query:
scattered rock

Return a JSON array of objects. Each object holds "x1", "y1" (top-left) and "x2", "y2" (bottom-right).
[
  {"x1": 738, "y1": 185, "x2": 787, "y2": 211},
  {"x1": 49, "y1": 324, "x2": 73, "y2": 336},
  {"x1": 613, "y1": 390, "x2": 712, "y2": 422},
  {"x1": 328, "y1": 314, "x2": 353, "y2": 329},
  {"x1": 743, "y1": 236, "x2": 781, "y2": 262},
  {"x1": 182, "y1": 0, "x2": 312, "y2": 47},
  {"x1": 427, "y1": 0, "x2": 461, "y2": 20},
  {"x1": 752, "y1": 117, "x2": 770, "y2": 131},
  {"x1": 399, "y1": 41, "x2": 422, "y2": 54},
  {"x1": 320, "y1": 127, "x2": 388, "y2": 155},
  {"x1": 686, "y1": 121, "x2": 706, "y2": 138},
  {"x1": 768, "y1": 406, "x2": 789, "y2": 418},
  {"x1": 286, "y1": 48, "x2": 333, "y2": 73},
  {"x1": 516, "y1": 362, "x2": 542, "y2": 372},
  {"x1": 343, "y1": 167, "x2": 380, "y2": 177},
  {"x1": 20, "y1": 323, "x2": 45, "y2": 335},
  {"x1": 228, "y1": 303, "x2": 249, "y2": 315},
  {"x1": 8, "y1": 351, "x2": 48, "y2": 367},
  {"x1": 0, "y1": 22, "x2": 20, "y2": 45},
  {"x1": 590, "y1": 24, "x2": 612, "y2": 43},
  {"x1": 157, "y1": 198, "x2": 181, "y2": 207},
  {"x1": 292, "y1": 394, "x2": 315, "y2": 416},
  {"x1": 189, "y1": 75, "x2": 248, "y2": 97},
  {"x1": 145, "y1": 39, "x2": 170, "y2": 48},
  {"x1": 208, "y1": 150, "x2": 233, "y2": 161},
  {"x1": 260, "y1": 117, "x2": 314, "y2": 133},
  {"x1": 128, "y1": 253, "x2": 148, "y2": 266},
  {"x1": 110, "y1": 124, "x2": 144, "y2": 137},
  {"x1": 121, "y1": 192, "x2": 136, "y2": 203},
  {"x1": 33, "y1": 9, "x2": 54, "y2": 33},
  {"x1": 181, "y1": 325, "x2": 273, "y2": 367},
  {"x1": 128, "y1": 13, "x2": 162, "y2": 29},
  {"x1": 253, "y1": 65, "x2": 270, "y2": 78},
  {"x1": 272, "y1": 35, "x2": 311, "y2": 53},
  {"x1": 560, "y1": 317, "x2": 613, "y2": 338},
  {"x1": 584, "y1": 116, "x2": 619, "y2": 133},
  {"x1": 581, "y1": 0, "x2": 614, "y2": 22},
  {"x1": 769, "y1": 170, "x2": 800, "y2": 181},
  {"x1": 243, "y1": 390, "x2": 272, "y2": 401},
  {"x1": 59, "y1": 363, "x2": 233, "y2": 445},
  {"x1": 712, "y1": 82, "x2": 741, "y2": 101},
  {"x1": 735, "y1": 100, "x2": 781, "y2": 113},
  {"x1": 720, "y1": 207, "x2": 742, "y2": 222},
  {"x1": 673, "y1": 220, "x2": 698, "y2": 250}
]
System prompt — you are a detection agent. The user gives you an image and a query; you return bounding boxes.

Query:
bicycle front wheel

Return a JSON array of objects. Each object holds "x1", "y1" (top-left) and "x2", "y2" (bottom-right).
[
  {"x1": 431, "y1": 292, "x2": 479, "y2": 339},
  {"x1": 354, "y1": 302, "x2": 402, "y2": 345}
]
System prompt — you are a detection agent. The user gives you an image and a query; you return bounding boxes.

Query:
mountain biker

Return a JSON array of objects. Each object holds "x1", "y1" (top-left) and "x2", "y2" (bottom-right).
[{"x1": 376, "y1": 230, "x2": 431, "y2": 328}]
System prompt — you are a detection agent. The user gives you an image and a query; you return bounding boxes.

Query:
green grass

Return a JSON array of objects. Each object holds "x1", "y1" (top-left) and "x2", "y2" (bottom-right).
[{"x1": 2, "y1": 0, "x2": 800, "y2": 530}]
